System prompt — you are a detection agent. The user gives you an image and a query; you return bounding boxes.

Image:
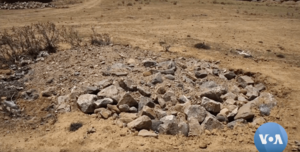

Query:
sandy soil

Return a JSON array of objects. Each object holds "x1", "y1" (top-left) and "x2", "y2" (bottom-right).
[{"x1": 0, "y1": 0, "x2": 300, "y2": 151}]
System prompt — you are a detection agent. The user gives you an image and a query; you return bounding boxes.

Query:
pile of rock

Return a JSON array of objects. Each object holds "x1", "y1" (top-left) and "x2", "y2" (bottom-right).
[
  {"x1": 64, "y1": 56, "x2": 277, "y2": 137},
  {"x1": 0, "y1": 2, "x2": 54, "y2": 10}
]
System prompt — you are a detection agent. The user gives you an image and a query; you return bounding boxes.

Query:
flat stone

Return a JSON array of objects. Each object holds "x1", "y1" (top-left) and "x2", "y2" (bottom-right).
[
  {"x1": 138, "y1": 129, "x2": 158, "y2": 138},
  {"x1": 112, "y1": 72, "x2": 128, "y2": 76},
  {"x1": 238, "y1": 76, "x2": 254, "y2": 88},
  {"x1": 127, "y1": 115, "x2": 152, "y2": 130},
  {"x1": 77, "y1": 94, "x2": 98, "y2": 114},
  {"x1": 201, "y1": 97, "x2": 221, "y2": 113}
]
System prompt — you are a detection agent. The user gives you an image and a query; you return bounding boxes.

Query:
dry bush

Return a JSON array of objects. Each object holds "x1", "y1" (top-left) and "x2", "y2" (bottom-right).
[
  {"x1": 0, "y1": 22, "x2": 82, "y2": 64},
  {"x1": 90, "y1": 27, "x2": 111, "y2": 46},
  {"x1": 52, "y1": 0, "x2": 84, "y2": 6}
]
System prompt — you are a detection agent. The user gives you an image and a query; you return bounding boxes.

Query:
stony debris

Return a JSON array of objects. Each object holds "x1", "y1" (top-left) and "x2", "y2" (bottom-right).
[
  {"x1": 0, "y1": 2, "x2": 55, "y2": 10},
  {"x1": 51, "y1": 47, "x2": 278, "y2": 137}
]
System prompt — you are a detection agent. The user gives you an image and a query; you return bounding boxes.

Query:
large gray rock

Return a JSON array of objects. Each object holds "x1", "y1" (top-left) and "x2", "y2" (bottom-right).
[
  {"x1": 158, "y1": 115, "x2": 179, "y2": 135},
  {"x1": 201, "y1": 97, "x2": 221, "y2": 113},
  {"x1": 200, "y1": 85, "x2": 227, "y2": 102},
  {"x1": 118, "y1": 93, "x2": 138, "y2": 107},
  {"x1": 94, "y1": 98, "x2": 114, "y2": 108},
  {"x1": 184, "y1": 105, "x2": 207, "y2": 123},
  {"x1": 127, "y1": 115, "x2": 152, "y2": 130},
  {"x1": 77, "y1": 94, "x2": 98, "y2": 114},
  {"x1": 234, "y1": 102, "x2": 254, "y2": 120}
]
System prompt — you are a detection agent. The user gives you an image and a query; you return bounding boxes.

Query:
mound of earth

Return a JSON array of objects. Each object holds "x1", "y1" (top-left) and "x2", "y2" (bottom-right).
[{"x1": 0, "y1": 45, "x2": 278, "y2": 138}]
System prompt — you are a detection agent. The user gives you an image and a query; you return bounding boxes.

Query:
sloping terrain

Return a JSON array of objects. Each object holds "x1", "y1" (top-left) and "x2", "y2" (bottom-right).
[{"x1": 0, "y1": 0, "x2": 300, "y2": 151}]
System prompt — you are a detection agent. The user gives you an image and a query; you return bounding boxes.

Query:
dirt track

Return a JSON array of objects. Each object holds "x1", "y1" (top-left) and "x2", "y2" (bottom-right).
[{"x1": 0, "y1": 0, "x2": 300, "y2": 151}]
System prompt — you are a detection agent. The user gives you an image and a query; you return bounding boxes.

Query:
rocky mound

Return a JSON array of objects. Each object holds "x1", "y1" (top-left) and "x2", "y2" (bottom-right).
[
  {"x1": 0, "y1": 1, "x2": 54, "y2": 9},
  {"x1": 0, "y1": 45, "x2": 277, "y2": 136}
]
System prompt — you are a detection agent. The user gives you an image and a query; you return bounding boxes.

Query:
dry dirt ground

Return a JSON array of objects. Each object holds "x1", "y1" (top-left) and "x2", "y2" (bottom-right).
[{"x1": 0, "y1": 0, "x2": 300, "y2": 151}]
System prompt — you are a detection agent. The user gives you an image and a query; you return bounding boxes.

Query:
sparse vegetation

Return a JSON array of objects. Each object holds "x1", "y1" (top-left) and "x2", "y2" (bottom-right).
[{"x1": 90, "y1": 27, "x2": 111, "y2": 46}]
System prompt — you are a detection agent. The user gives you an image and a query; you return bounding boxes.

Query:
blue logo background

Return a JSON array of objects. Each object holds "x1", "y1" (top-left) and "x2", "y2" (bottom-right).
[{"x1": 254, "y1": 122, "x2": 288, "y2": 152}]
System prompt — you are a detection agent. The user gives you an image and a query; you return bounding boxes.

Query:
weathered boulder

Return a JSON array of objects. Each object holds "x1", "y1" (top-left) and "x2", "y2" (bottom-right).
[
  {"x1": 184, "y1": 105, "x2": 207, "y2": 123},
  {"x1": 77, "y1": 94, "x2": 97, "y2": 114},
  {"x1": 158, "y1": 115, "x2": 179, "y2": 135}
]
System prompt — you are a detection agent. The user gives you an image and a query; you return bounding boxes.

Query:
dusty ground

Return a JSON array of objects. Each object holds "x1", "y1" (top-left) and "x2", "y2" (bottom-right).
[{"x1": 0, "y1": 0, "x2": 300, "y2": 151}]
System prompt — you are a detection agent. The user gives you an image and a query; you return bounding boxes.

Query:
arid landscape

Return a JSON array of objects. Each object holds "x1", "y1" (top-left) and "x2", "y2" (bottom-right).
[{"x1": 0, "y1": 0, "x2": 300, "y2": 151}]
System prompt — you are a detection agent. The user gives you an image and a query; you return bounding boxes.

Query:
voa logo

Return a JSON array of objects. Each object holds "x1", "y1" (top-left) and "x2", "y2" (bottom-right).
[{"x1": 254, "y1": 122, "x2": 288, "y2": 152}]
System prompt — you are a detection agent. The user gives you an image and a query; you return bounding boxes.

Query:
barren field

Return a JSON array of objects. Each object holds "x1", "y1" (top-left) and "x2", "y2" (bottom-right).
[{"x1": 0, "y1": 0, "x2": 300, "y2": 151}]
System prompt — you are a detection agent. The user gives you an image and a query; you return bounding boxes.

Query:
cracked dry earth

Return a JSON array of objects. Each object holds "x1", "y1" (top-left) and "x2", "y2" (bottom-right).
[{"x1": 0, "y1": 45, "x2": 288, "y2": 152}]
